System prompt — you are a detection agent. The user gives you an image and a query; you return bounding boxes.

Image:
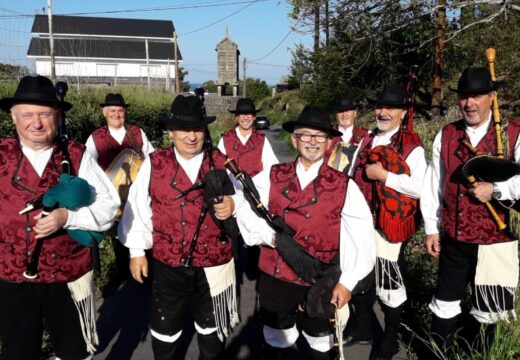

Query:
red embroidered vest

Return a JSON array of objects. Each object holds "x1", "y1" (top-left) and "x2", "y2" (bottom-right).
[
  {"x1": 440, "y1": 119, "x2": 520, "y2": 244},
  {"x1": 221, "y1": 128, "x2": 265, "y2": 177},
  {"x1": 149, "y1": 148, "x2": 233, "y2": 267},
  {"x1": 0, "y1": 137, "x2": 91, "y2": 283},
  {"x1": 258, "y1": 162, "x2": 348, "y2": 286},
  {"x1": 92, "y1": 125, "x2": 143, "y2": 170}
]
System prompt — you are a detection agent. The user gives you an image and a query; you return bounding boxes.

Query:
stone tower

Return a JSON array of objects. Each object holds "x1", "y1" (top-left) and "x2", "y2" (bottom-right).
[{"x1": 215, "y1": 27, "x2": 240, "y2": 96}]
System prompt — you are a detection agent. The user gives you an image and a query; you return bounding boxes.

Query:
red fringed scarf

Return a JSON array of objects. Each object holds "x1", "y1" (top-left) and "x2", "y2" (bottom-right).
[{"x1": 369, "y1": 145, "x2": 419, "y2": 243}]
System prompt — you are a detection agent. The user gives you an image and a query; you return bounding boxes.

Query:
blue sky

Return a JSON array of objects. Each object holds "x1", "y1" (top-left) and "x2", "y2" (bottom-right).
[{"x1": 0, "y1": 0, "x2": 311, "y2": 85}]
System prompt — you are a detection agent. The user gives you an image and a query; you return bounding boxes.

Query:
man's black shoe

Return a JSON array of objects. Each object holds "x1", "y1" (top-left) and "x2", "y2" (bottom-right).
[{"x1": 343, "y1": 334, "x2": 373, "y2": 346}]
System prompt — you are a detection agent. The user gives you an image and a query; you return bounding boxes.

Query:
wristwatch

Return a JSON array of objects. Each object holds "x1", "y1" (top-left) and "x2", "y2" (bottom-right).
[{"x1": 492, "y1": 186, "x2": 502, "y2": 200}]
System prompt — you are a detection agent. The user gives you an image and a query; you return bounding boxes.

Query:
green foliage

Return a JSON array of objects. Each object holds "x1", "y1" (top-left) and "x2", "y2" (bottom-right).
[
  {"x1": 242, "y1": 77, "x2": 271, "y2": 102},
  {"x1": 202, "y1": 80, "x2": 218, "y2": 93}
]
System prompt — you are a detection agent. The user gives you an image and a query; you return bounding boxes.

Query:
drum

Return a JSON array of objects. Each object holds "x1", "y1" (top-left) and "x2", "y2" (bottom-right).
[
  {"x1": 327, "y1": 142, "x2": 350, "y2": 173},
  {"x1": 105, "y1": 148, "x2": 144, "y2": 220}
]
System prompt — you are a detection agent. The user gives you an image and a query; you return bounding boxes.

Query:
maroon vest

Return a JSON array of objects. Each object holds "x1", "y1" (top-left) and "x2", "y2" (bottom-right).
[
  {"x1": 440, "y1": 119, "x2": 520, "y2": 244},
  {"x1": 149, "y1": 148, "x2": 233, "y2": 267},
  {"x1": 222, "y1": 128, "x2": 265, "y2": 177},
  {"x1": 92, "y1": 125, "x2": 144, "y2": 170},
  {"x1": 258, "y1": 162, "x2": 348, "y2": 285},
  {"x1": 351, "y1": 130, "x2": 421, "y2": 219},
  {"x1": 0, "y1": 137, "x2": 91, "y2": 283}
]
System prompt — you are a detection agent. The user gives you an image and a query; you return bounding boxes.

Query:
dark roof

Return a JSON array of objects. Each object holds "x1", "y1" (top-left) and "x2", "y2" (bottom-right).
[
  {"x1": 27, "y1": 38, "x2": 182, "y2": 61},
  {"x1": 31, "y1": 15, "x2": 174, "y2": 38}
]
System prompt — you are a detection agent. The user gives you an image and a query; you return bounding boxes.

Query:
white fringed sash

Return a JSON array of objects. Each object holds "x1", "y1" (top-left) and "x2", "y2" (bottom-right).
[
  {"x1": 474, "y1": 240, "x2": 519, "y2": 321},
  {"x1": 67, "y1": 270, "x2": 98, "y2": 354},
  {"x1": 203, "y1": 259, "x2": 239, "y2": 341},
  {"x1": 375, "y1": 231, "x2": 405, "y2": 304}
]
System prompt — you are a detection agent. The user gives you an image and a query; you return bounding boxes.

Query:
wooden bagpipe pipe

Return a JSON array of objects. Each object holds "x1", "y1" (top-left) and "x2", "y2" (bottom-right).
[{"x1": 460, "y1": 48, "x2": 520, "y2": 232}]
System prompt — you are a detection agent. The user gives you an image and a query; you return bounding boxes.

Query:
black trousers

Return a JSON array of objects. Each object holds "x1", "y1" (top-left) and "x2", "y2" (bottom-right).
[
  {"x1": 435, "y1": 236, "x2": 514, "y2": 314},
  {"x1": 258, "y1": 273, "x2": 331, "y2": 337},
  {"x1": 151, "y1": 260, "x2": 217, "y2": 337},
  {"x1": 0, "y1": 280, "x2": 89, "y2": 360}
]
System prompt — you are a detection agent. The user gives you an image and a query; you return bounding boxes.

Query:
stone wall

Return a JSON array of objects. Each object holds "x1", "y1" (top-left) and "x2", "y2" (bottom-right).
[{"x1": 204, "y1": 95, "x2": 239, "y2": 123}]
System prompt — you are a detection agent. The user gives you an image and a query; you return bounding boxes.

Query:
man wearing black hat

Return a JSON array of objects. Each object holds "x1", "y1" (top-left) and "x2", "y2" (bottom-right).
[
  {"x1": 118, "y1": 95, "x2": 241, "y2": 360},
  {"x1": 349, "y1": 83, "x2": 427, "y2": 360},
  {"x1": 326, "y1": 96, "x2": 368, "y2": 174},
  {"x1": 236, "y1": 106, "x2": 375, "y2": 359},
  {"x1": 85, "y1": 93, "x2": 154, "y2": 286},
  {"x1": 218, "y1": 98, "x2": 278, "y2": 178},
  {"x1": 0, "y1": 75, "x2": 119, "y2": 359},
  {"x1": 422, "y1": 67, "x2": 520, "y2": 352}
]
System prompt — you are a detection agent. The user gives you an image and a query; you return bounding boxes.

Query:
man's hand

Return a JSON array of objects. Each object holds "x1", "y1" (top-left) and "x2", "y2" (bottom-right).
[
  {"x1": 365, "y1": 162, "x2": 388, "y2": 182},
  {"x1": 130, "y1": 256, "x2": 148, "y2": 284},
  {"x1": 425, "y1": 233, "x2": 441, "y2": 258},
  {"x1": 468, "y1": 182, "x2": 493, "y2": 203},
  {"x1": 33, "y1": 208, "x2": 68, "y2": 239},
  {"x1": 213, "y1": 195, "x2": 234, "y2": 220},
  {"x1": 330, "y1": 283, "x2": 352, "y2": 309}
]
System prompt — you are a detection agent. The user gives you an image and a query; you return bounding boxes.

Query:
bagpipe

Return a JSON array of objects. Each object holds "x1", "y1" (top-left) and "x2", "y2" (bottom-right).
[
  {"x1": 224, "y1": 158, "x2": 344, "y2": 359},
  {"x1": 174, "y1": 88, "x2": 239, "y2": 267},
  {"x1": 460, "y1": 48, "x2": 520, "y2": 234},
  {"x1": 20, "y1": 82, "x2": 103, "y2": 279}
]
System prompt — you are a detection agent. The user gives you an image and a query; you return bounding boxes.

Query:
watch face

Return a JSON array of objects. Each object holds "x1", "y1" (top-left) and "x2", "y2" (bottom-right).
[{"x1": 493, "y1": 190, "x2": 502, "y2": 200}]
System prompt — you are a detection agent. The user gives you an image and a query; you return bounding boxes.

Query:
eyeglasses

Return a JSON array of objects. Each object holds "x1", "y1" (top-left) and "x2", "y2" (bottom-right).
[{"x1": 293, "y1": 132, "x2": 329, "y2": 143}]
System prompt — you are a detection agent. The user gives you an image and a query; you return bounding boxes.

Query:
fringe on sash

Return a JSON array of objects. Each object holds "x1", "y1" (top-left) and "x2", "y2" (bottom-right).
[
  {"x1": 333, "y1": 304, "x2": 349, "y2": 360},
  {"x1": 211, "y1": 283, "x2": 240, "y2": 341},
  {"x1": 509, "y1": 209, "x2": 520, "y2": 240},
  {"x1": 67, "y1": 270, "x2": 98, "y2": 354},
  {"x1": 375, "y1": 257, "x2": 405, "y2": 303},
  {"x1": 204, "y1": 260, "x2": 239, "y2": 341},
  {"x1": 474, "y1": 285, "x2": 517, "y2": 322}
]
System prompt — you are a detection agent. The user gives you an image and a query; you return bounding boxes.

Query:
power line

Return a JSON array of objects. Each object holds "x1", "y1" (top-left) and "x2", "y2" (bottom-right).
[
  {"x1": 0, "y1": 0, "x2": 271, "y2": 18},
  {"x1": 179, "y1": 0, "x2": 261, "y2": 36},
  {"x1": 247, "y1": 62, "x2": 288, "y2": 68},
  {"x1": 248, "y1": 14, "x2": 302, "y2": 62}
]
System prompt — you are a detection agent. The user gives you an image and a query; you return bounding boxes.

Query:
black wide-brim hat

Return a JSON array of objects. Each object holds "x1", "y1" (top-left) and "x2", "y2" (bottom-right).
[
  {"x1": 100, "y1": 93, "x2": 129, "y2": 108},
  {"x1": 332, "y1": 96, "x2": 358, "y2": 112},
  {"x1": 449, "y1": 67, "x2": 499, "y2": 94},
  {"x1": 229, "y1": 98, "x2": 261, "y2": 114},
  {"x1": 163, "y1": 95, "x2": 216, "y2": 129},
  {"x1": 367, "y1": 83, "x2": 411, "y2": 107},
  {"x1": 0, "y1": 75, "x2": 72, "y2": 112},
  {"x1": 282, "y1": 106, "x2": 342, "y2": 137}
]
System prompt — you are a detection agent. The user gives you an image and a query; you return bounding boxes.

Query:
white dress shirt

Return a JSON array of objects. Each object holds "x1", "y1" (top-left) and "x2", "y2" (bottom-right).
[
  {"x1": 235, "y1": 158, "x2": 376, "y2": 292},
  {"x1": 421, "y1": 116, "x2": 520, "y2": 235},
  {"x1": 85, "y1": 126, "x2": 155, "y2": 160},
  {"x1": 338, "y1": 125, "x2": 354, "y2": 144},
  {"x1": 20, "y1": 141, "x2": 120, "y2": 232},
  {"x1": 349, "y1": 126, "x2": 427, "y2": 198},
  {"x1": 118, "y1": 148, "x2": 243, "y2": 258}
]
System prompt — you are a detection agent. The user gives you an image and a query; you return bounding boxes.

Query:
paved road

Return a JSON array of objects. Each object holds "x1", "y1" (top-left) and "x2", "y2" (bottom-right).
[{"x1": 92, "y1": 125, "x2": 408, "y2": 360}]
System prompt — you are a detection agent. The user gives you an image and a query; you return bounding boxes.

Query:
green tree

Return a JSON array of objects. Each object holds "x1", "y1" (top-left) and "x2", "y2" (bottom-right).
[
  {"x1": 241, "y1": 78, "x2": 271, "y2": 102},
  {"x1": 202, "y1": 80, "x2": 218, "y2": 93}
]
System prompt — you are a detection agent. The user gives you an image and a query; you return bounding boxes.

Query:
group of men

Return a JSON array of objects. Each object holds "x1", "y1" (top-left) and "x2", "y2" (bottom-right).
[{"x1": 0, "y1": 66, "x2": 517, "y2": 360}]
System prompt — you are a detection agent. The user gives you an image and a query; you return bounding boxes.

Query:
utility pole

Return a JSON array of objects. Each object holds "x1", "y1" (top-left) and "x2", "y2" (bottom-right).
[
  {"x1": 145, "y1": 39, "x2": 150, "y2": 89},
  {"x1": 242, "y1": 57, "x2": 247, "y2": 98},
  {"x1": 47, "y1": 0, "x2": 55, "y2": 82},
  {"x1": 174, "y1": 31, "x2": 180, "y2": 95}
]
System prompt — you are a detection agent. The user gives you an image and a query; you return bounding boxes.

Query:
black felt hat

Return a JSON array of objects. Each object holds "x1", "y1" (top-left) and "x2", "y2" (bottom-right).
[
  {"x1": 449, "y1": 67, "x2": 498, "y2": 94},
  {"x1": 99, "y1": 93, "x2": 130, "y2": 108},
  {"x1": 163, "y1": 95, "x2": 216, "y2": 129},
  {"x1": 367, "y1": 83, "x2": 411, "y2": 107},
  {"x1": 0, "y1": 75, "x2": 72, "y2": 112},
  {"x1": 229, "y1": 98, "x2": 261, "y2": 114},
  {"x1": 282, "y1": 106, "x2": 342, "y2": 137},
  {"x1": 332, "y1": 95, "x2": 358, "y2": 112}
]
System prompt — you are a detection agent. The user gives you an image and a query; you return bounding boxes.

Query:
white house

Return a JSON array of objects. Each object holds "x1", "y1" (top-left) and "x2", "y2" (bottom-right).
[{"x1": 27, "y1": 15, "x2": 181, "y2": 85}]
